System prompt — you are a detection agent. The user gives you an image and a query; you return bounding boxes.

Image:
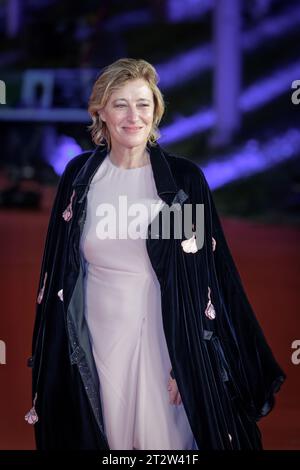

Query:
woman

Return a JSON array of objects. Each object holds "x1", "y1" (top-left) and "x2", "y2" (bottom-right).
[{"x1": 26, "y1": 58, "x2": 285, "y2": 450}]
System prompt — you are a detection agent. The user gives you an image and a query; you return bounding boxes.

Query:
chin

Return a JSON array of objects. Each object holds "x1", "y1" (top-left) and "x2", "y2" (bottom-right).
[{"x1": 121, "y1": 138, "x2": 148, "y2": 148}]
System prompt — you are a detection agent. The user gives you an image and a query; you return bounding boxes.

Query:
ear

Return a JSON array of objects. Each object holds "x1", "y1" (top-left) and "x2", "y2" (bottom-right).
[{"x1": 98, "y1": 110, "x2": 106, "y2": 122}]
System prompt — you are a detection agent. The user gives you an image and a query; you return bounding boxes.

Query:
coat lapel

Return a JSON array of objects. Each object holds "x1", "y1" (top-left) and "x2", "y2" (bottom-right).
[{"x1": 71, "y1": 142, "x2": 188, "y2": 207}]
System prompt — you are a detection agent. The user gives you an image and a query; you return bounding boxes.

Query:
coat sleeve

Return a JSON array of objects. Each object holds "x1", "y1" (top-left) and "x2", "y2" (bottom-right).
[
  {"x1": 31, "y1": 167, "x2": 69, "y2": 357},
  {"x1": 194, "y1": 166, "x2": 286, "y2": 422},
  {"x1": 29, "y1": 153, "x2": 91, "y2": 387}
]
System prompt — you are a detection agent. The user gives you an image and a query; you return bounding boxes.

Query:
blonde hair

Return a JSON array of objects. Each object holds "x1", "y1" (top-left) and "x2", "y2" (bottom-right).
[{"x1": 88, "y1": 58, "x2": 165, "y2": 148}]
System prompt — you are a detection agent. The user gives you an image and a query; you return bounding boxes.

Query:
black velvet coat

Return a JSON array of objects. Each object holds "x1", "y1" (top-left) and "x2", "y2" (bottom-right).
[{"x1": 28, "y1": 142, "x2": 285, "y2": 450}]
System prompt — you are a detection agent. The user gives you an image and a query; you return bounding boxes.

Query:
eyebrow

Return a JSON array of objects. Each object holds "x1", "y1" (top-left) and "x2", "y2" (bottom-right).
[{"x1": 112, "y1": 98, "x2": 152, "y2": 103}]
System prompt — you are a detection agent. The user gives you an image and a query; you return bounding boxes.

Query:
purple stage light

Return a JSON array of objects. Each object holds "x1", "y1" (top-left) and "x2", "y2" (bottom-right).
[
  {"x1": 157, "y1": 5, "x2": 300, "y2": 89},
  {"x1": 202, "y1": 128, "x2": 300, "y2": 190},
  {"x1": 160, "y1": 60, "x2": 300, "y2": 145},
  {"x1": 49, "y1": 135, "x2": 82, "y2": 175},
  {"x1": 167, "y1": 0, "x2": 212, "y2": 22}
]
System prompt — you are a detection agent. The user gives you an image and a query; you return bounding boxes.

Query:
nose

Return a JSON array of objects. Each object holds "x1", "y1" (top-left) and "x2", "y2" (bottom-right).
[{"x1": 126, "y1": 106, "x2": 139, "y2": 122}]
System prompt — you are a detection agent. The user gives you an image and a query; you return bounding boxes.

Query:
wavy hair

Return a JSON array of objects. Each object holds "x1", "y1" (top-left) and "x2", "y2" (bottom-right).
[{"x1": 88, "y1": 58, "x2": 165, "y2": 149}]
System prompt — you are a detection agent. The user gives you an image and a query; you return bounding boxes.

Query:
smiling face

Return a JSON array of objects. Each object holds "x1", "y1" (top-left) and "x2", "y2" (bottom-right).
[{"x1": 99, "y1": 78, "x2": 155, "y2": 150}]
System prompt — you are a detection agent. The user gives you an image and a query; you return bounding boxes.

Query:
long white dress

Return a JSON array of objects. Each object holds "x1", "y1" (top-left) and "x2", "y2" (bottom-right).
[{"x1": 80, "y1": 154, "x2": 196, "y2": 450}]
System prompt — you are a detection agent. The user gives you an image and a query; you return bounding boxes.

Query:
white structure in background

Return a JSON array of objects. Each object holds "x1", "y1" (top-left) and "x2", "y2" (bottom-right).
[
  {"x1": 0, "y1": 80, "x2": 6, "y2": 104},
  {"x1": 0, "y1": 340, "x2": 6, "y2": 365},
  {"x1": 21, "y1": 70, "x2": 54, "y2": 108}
]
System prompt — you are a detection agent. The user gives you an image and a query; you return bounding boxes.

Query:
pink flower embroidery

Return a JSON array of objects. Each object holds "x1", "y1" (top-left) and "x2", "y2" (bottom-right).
[
  {"x1": 57, "y1": 289, "x2": 63, "y2": 301},
  {"x1": 181, "y1": 231, "x2": 198, "y2": 253},
  {"x1": 37, "y1": 272, "x2": 48, "y2": 304},
  {"x1": 62, "y1": 190, "x2": 75, "y2": 222},
  {"x1": 205, "y1": 287, "x2": 216, "y2": 320},
  {"x1": 212, "y1": 237, "x2": 216, "y2": 252},
  {"x1": 25, "y1": 393, "x2": 38, "y2": 425}
]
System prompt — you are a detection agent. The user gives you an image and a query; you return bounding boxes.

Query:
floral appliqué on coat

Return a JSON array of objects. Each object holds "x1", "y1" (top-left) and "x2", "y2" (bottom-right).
[
  {"x1": 62, "y1": 190, "x2": 76, "y2": 222},
  {"x1": 181, "y1": 228, "x2": 217, "y2": 320},
  {"x1": 205, "y1": 237, "x2": 217, "y2": 319},
  {"x1": 25, "y1": 392, "x2": 38, "y2": 425},
  {"x1": 37, "y1": 272, "x2": 48, "y2": 304}
]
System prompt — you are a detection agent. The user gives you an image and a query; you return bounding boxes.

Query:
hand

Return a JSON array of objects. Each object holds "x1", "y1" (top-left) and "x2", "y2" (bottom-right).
[{"x1": 167, "y1": 376, "x2": 182, "y2": 405}]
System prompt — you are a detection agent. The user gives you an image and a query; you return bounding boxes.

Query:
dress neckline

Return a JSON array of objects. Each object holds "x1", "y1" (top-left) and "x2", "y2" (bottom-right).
[{"x1": 106, "y1": 154, "x2": 151, "y2": 171}]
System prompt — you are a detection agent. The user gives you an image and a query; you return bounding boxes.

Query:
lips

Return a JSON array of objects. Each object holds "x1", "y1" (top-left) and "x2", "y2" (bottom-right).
[{"x1": 123, "y1": 127, "x2": 143, "y2": 132}]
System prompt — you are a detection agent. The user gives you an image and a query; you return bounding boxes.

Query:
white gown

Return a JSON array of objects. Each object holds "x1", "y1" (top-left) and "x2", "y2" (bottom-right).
[{"x1": 80, "y1": 154, "x2": 196, "y2": 450}]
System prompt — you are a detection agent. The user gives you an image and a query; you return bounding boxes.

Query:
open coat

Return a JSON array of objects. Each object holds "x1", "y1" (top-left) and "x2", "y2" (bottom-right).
[{"x1": 28, "y1": 142, "x2": 285, "y2": 450}]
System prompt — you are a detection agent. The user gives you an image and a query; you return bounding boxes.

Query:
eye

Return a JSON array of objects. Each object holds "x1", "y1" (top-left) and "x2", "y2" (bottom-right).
[{"x1": 115, "y1": 104, "x2": 126, "y2": 108}]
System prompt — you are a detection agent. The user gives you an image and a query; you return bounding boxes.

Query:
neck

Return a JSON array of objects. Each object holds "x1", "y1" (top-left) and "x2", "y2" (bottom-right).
[{"x1": 108, "y1": 143, "x2": 150, "y2": 169}]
